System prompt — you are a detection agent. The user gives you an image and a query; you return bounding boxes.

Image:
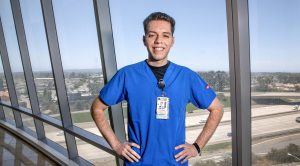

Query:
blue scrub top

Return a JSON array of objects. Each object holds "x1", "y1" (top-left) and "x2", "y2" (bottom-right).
[{"x1": 99, "y1": 60, "x2": 216, "y2": 166}]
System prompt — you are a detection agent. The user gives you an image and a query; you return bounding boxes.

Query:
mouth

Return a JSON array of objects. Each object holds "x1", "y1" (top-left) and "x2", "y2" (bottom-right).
[{"x1": 153, "y1": 47, "x2": 165, "y2": 51}]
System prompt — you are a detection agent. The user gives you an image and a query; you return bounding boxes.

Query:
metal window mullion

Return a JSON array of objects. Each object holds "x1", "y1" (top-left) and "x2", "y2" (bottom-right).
[
  {"x1": 226, "y1": 0, "x2": 251, "y2": 165},
  {"x1": 10, "y1": 0, "x2": 45, "y2": 140},
  {"x1": 0, "y1": 104, "x2": 4, "y2": 120},
  {"x1": 0, "y1": 18, "x2": 23, "y2": 128},
  {"x1": 14, "y1": 137, "x2": 23, "y2": 165},
  {"x1": 40, "y1": 0, "x2": 78, "y2": 160},
  {"x1": 0, "y1": 129, "x2": 3, "y2": 160},
  {"x1": 93, "y1": 0, "x2": 126, "y2": 165}
]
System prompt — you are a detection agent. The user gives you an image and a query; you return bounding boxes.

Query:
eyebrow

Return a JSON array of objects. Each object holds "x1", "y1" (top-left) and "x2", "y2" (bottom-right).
[{"x1": 147, "y1": 31, "x2": 172, "y2": 35}]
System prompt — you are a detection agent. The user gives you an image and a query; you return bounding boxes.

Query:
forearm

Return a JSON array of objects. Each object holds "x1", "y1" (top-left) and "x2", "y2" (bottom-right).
[
  {"x1": 91, "y1": 107, "x2": 121, "y2": 150},
  {"x1": 174, "y1": 106, "x2": 223, "y2": 163},
  {"x1": 195, "y1": 108, "x2": 223, "y2": 149}
]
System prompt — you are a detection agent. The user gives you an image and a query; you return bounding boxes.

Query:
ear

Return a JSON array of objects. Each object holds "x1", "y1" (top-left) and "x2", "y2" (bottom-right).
[
  {"x1": 171, "y1": 36, "x2": 175, "y2": 47},
  {"x1": 143, "y1": 35, "x2": 146, "y2": 46}
]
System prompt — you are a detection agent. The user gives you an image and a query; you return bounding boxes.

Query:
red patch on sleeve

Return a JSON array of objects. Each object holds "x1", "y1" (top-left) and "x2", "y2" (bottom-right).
[{"x1": 205, "y1": 85, "x2": 210, "y2": 90}]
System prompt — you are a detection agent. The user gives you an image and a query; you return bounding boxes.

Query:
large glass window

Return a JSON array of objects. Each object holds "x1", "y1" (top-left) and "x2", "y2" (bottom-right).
[
  {"x1": 0, "y1": 54, "x2": 10, "y2": 105},
  {"x1": 0, "y1": 127, "x2": 58, "y2": 165},
  {"x1": 43, "y1": 122, "x2": 67, "y2": 149},
  {"x1": 19, "y1": 0, "x2": 60, "y2": 120},
  {"x1": 249, "y1": 0, "x2": 300, "y2": 165},
  {"x1": 0, "y1": 0, "x2": 31, "y2": 110},
  {"x1": 52, "y1": 0, "x2": 103, "y2": 134},
  {"x1": 3, "y1": 107, "x2": 15, "y2": 124},
  {"x1": 0, "y1": 54, "x2": 14, "y2": 123},
  {"x1": 21, "y1": 113, "x2": 36, "y2": 135},
  {"x1": 76, "y1": 137, "x2": 116, "y2": 166},
  {"x1": 110, "y1": 0, "x2": 231, "y2": 165}
]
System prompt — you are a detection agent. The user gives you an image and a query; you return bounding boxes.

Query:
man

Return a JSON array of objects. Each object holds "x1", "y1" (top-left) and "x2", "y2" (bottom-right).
[{"x1": 91, "y1": 12, "x2": 223, "y2": 166}]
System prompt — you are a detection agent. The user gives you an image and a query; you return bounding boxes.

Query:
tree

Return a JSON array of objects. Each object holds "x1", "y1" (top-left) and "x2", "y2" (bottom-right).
[
  {"x1": 255, "y1": 76, "x2": 274, "y2": 92},
  {"x1": 199, "y1": 71, "x2": 229, "y2": 92},
  {"x1": 287, "y1": 144, "x2": 300, "y2": 158},
  {"x1": 215, "y1": 71, "x2": 229, "y2": 92},
  {"x1": 266, "y1": 144, "x2": 300, "y2": 163}
]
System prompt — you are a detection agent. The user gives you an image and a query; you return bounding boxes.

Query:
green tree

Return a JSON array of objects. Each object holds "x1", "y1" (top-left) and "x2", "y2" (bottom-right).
[
  {"x1": 255, "y1": 76, "x2": 274, "y2": 92},
  {"x1": 266, "y1": 144, "x2": 300, "y2": 163}
]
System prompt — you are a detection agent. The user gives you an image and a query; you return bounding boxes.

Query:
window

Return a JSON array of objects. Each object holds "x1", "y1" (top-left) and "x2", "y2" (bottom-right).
[
  {"x1": 0, "y1": 0, "x2": 31, "y2": 110},
  {"x1": 21, "y1": 113, "x2": 36, "y2": 135},
  {"x1": 43, "y1": 122, "x2": 67, "y2": 149},
  {"x1": 0, "y1": 54, "x2": 10, "y2": 105},
  {"x1": 249, "y1": 0, "x2": 300, "y2": 165},
  {"x1": 0, "y1": 54, "x2": 14, "y2": 123},
  {"x1": 76, "y1": 137, "x2": 116, "y2": 166},
  {"x1": 110, "y1": 0, "x2": 231, "y2": 164},
  {"x1": 20, "y1": 0, "x2": 60, "y2": 119},
  {"x1": 52, "y1": 0, "x2": 103, "y2": 133}
]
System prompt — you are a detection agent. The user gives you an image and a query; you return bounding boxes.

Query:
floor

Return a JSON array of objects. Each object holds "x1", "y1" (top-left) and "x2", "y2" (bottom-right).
[{"x1": 0, "y1": 126, "x2": 59, "y2": 166}]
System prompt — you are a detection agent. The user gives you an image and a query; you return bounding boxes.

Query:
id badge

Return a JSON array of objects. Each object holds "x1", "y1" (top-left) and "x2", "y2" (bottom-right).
[{"x1": 156, "y1": 97, "x2": 169, "y2": 119}]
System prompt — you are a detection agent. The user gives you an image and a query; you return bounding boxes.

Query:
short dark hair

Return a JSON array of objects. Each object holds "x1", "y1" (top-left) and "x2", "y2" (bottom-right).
[{"x1": 143, "y1": 12, "x2": 175, "y2": 35}]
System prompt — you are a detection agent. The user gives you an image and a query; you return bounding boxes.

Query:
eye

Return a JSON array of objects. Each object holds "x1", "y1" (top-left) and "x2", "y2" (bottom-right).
[
  {"x1": 147, "y1": 33, "x2": 156, "y2": 38},
  {"x1": 163, "y1": 35, "x2": 170, "y2": 38}
]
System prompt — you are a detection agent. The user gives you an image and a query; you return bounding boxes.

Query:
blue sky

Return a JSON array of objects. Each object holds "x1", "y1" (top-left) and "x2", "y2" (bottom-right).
[
  {"x1": 109, "y1": 0, "x2": 229, "y2": 71},
  {"x1": 249, "y1": 0, "x2": 300, "y2": 72},
  {"x1": 0, "y1": 0, "x2": 299, "y2": 72}
]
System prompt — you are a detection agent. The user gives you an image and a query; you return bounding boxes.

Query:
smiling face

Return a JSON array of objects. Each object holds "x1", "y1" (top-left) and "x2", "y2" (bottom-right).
[{"x1": 143, "y1": 20, "x2": 174, "y2": 66}]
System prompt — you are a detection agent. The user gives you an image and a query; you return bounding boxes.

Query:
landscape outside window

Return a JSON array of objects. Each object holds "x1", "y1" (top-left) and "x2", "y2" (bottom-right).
[
  {"x1": 0, "y1": 55, "x2": 10, "y2": 105},
  {"x1": 0, "y1": 0, "x2": 31, "y2": 110},
  {"x1": 2, "y1": 0, "x2": 299, "y2": 165},
  {"x1": 20, "y1": 0, "x2": 60, "y2": 120},
  {"x1": 110, "y1": 1, "x2": 232, "y2": 165},
  {"x1": 43, "y1": 122, "x2": 67, "y2": 149},
  {"x1": 52, "y1": 0, "x2": 111, "y2": 164},
  {"x1": 76, "y1": 137, "x2": 116, "y2": 166},
  {"x1": 249, "y1": 0, "x2": 300, "y2": 165},
  {"x1": 0, "y1": 55, "x2": 14, "y2": 122}
]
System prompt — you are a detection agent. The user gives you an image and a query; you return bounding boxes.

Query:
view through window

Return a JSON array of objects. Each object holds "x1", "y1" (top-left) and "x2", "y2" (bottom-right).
[
  {"x1": 110, "y1": 0, "x2": 232, "y2": 165},
  {"x1": 0, "y1": 0, "x2": 31, "y2": 110},
  {"x1": 20, "y1": 0, "x2": 60, "y2": 120},
  {"x1": 249, "y1": 0, "x2": 300, "y2": 165}
]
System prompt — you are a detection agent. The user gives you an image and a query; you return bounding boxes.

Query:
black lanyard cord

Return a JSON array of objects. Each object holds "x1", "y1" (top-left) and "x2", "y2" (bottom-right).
[{"x1": 158, "y1": 79, "x2": 165, "y2": 90}]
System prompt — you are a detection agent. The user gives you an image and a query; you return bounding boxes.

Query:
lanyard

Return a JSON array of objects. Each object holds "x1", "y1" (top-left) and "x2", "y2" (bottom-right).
[{"x1": 158, "y1": 79, "x2": 165, "y2": 96}]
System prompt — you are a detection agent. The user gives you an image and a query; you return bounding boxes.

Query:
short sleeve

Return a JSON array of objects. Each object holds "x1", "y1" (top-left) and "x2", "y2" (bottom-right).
[
  {"x1": 189, "y1": 72, "x2": 216, "y2": 109},
  {"x1": 99, "y1": 69, "x2": 126, "y2": 106}
]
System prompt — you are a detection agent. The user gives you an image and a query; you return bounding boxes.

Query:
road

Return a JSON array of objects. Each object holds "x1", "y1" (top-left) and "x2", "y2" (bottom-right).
[
  {"x1": 252, "y1": 133, "x2": 300, "y2": 155},
  {"x1": 41, "y1": 105, "x2": 300, "y2": 164}
]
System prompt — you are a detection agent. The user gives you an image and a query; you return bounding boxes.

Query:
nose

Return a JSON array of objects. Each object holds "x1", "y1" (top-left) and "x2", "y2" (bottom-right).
[{"x1": 154, "y1": 35, "x2": 162, "y2": 44}]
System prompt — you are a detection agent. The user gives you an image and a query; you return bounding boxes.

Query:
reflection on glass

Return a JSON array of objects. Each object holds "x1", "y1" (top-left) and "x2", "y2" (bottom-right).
[
  {"x1": 0, "y1": 0, "x2": 31, "y2": 110},
  {"x1": 43, "y1": 122, "x2": 67, "y2": 149},
  {"x1": 76, "y1": 137, "x2": 116, "y2": 166},
  {"x1": 3, "y1": 129, "x2": 16, "y2": 147},
  {"x1": 2, "y1": 151, "x2": 15, "y2": 165},
  {"x1": 110, "y1": 0, "x2": 231, "y2": 165},
  {"x1": 21, "y1": 144, "x2": 38, "y2": 165},
  {"x1": 52, "y1": 0, "x2": 103, "y2": 129},
  {"x1": 249, "y1": 0, "x2": 300, "y2": 165},
  {"x1": 19, "y1": 0, "x2": 60, "y2": 119},
  {"x1": 0, "y1": 127, "x2": 58, "y2": 165}
]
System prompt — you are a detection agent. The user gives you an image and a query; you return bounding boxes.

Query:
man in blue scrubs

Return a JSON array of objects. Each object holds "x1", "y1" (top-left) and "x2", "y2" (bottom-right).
[{"x1": 91, "y1": 12, "x2": 223, "y2": 166}]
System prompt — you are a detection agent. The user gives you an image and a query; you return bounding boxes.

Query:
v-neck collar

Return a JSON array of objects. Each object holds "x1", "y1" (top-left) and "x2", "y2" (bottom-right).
[{"x1": 143, "y1": 60, "x2": 174, "y2": 88}]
